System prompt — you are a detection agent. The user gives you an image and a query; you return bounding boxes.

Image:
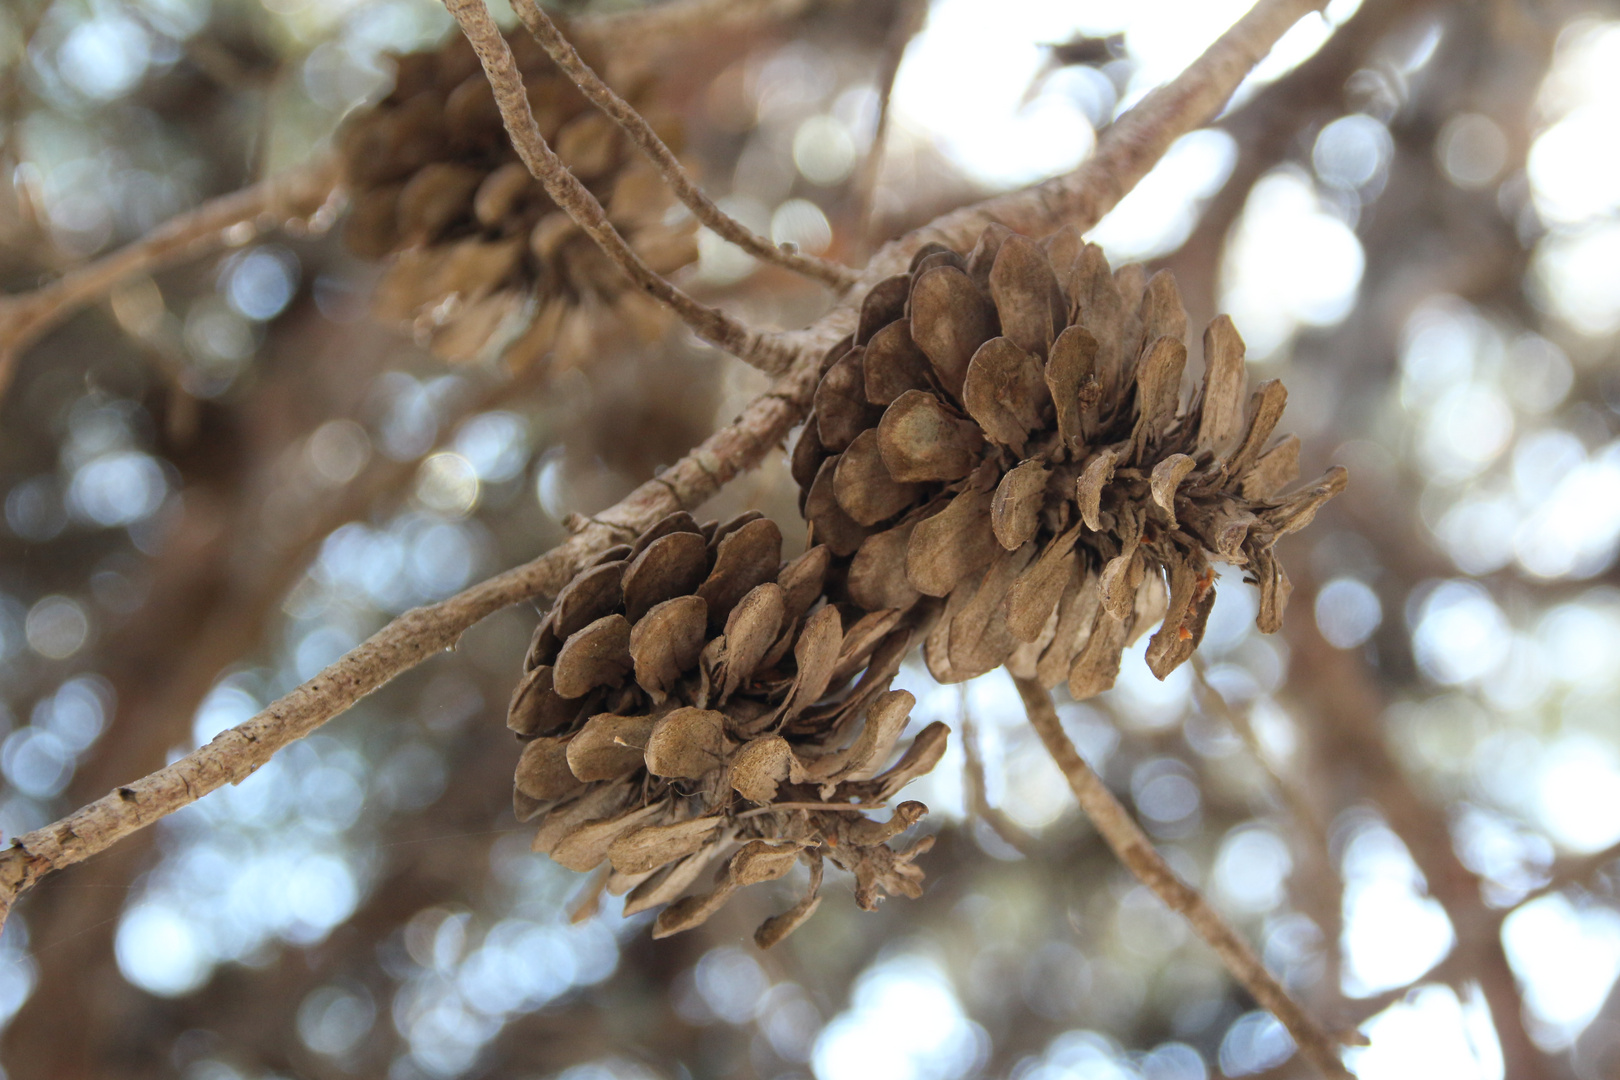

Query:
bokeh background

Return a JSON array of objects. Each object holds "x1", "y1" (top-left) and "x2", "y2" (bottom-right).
[{"x1": 2, "y1": 0, "x2": 1620, "y2": 1078}]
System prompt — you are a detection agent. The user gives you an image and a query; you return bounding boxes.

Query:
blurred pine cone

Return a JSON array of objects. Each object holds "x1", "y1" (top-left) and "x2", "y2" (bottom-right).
[
  {"x1": 793, "y1": 224, "x2": 1346, "y2": 699},
  {"x1": 337, "y1": 29, "x2": 696, "y2": 367},
  {"x1": 508, "y1": 511, "x2": 947, "y2": 946}
]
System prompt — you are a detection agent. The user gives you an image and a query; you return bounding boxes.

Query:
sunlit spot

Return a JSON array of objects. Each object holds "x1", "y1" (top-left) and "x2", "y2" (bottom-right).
[
  {"x1": 298, "y1": 982, "x2": 376, "y2": 1058},
  {"x1": 116, "y1": 902, "x2": 212, "y2": 997},
  {"x1": 1504, "y1": 894, "x2": 1620, "y2": 1049},
  {"x1": 1089, "y1": 130, "x2": 1235, "y2": 261},
  {"x1": 25, "y1": 595, "x2": 89, "y2": 660},
  {"x1": 1346, "y1": 984, "x2": 1502, "y2": 1080},
  {"x1": 1313, "y1": 114, "x2": 1392, "y2": 191},
  {"x1": 1528, "y1": 106, "x2": 1620, "y2": 226},
  {"x1": 1532, "y1": 221, "x2": 1620, "y2": 336},
  {"x1": 771, "y1": 197, "x2": 834, "y2": 254},
  {"x1": 307, "y1": 419, "x2": 372, "y2": 487},
  {"x1": 415, "y1": 452, "x2": 481, "y2": 518},
  {"x1": 1213, "y1": 824, "x2": 1292, "y2": 915},
  {"x1": 1220, "y1": 1011, "x2": 1296, "y2": 1075},
  {"x1": 1437, "y1": 113, "x2": 1508, "y2": 190},
  {"x1": 1409, "y1": 581, "x2": 1510, "y2": 687},
  {"x1": 1108, "y1": 635, "x2": 1193, "y2": 730},
  {"x1": 1417, "y1": 385, "x2": 1514, "y2": 483},
  {"x1": 452, "y1": 411, "x2": 529, "y2": 483},
  {"x1": 1340, "y1": 825, "x2": 1455, "y2": 996},
  {"x1": 1315, "y1": 578, "x2": 1382, "y2": 649},
  {"x1": 1536, "y1": 594, "x2": 1620, "y2": 688},
  {"x1": 67, "y1": 450, "x2": 168, "y2": 527},
  {"x1": 1221, "y1": 169, "x2": 1364, "y2": 358},
  {"x1": 891, "y1": 0, "x2": 1097, "y2": 189},
  {"x1": 221, "y1": 246, "x2": 299, "y2": 321},
  {"x1": 1535, "y1": 735, "x2": 1620, "y2": 854},
  {"x1": 793, "y1": 115, "x2": 858, "y2": 185},
  {"x1": 56, "y1": 13, "x2": 152, "y2": 102},
  {"x1": 813, "y1": 953, "x2": 988, "y2": 1080}
]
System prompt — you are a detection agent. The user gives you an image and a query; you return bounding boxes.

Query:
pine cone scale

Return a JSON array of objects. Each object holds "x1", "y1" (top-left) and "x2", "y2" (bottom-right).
[
  {"x1": 506, "y1": 511, "x2": 946, "y2": 945},
  {"x1": 794, "y1": 224, "x2": 1345, "y2": 698},
  {"x1": 909, "y1": 265, "x2": 995, "y2": 398}
]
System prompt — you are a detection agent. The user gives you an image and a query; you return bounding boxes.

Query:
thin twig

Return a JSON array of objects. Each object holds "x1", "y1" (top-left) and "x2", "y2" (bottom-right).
[
  {"x1": 1191, "y1": 657, "x2": 1360, "y2": 1044},
  {"x1": 445, "y1": 0, "x2": 794, "y2": 375},
  {"x1": 849, "y1": 0, "x2": 928, "y2": 252},
  {"x1": 0, "y1": 157, "x2": 340, "y2": 402},
  {"x1": 1012, "y1": 676, "x2": 1355, "y2": 1080},
  {"x1": 513, "y1": 0, "x2": 856, "y2": 290},
  {"x1": 0, "y1": 0, "x2": 1330, "y2": 934},
  {"x1": 958, "y1": 691, "x2": 1038, "y2": 855},
  {"x1": 1191, "y1": 655, "x2": 1330, "y2": 854}
]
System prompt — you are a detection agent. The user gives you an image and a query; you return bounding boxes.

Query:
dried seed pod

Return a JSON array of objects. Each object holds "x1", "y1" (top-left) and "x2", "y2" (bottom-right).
[
  {"x1": 336, "y1": 29, "x2": 697, "y2": 368},
  {"x1": 507, "y1": 511, "x2": 945, "y2": 946},
  {"x1": 795, "y1": 225, "x2": 1345, "y2": 698}
]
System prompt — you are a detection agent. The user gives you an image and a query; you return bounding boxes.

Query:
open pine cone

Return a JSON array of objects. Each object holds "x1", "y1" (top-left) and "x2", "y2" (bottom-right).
[
  {"x1": 508, "y1": 511, "x2": 947, "y2": 946},
  {"x1": 337, "y1": 29, "x2": 696, "y2": 366},
  {"x1": 793, "y1": 224, "x2": 1346, "y2": 698}
]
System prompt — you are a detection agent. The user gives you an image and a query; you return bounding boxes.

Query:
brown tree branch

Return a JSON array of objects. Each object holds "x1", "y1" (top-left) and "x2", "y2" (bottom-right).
[
  {"x1": 1012, "y1": 676, "x2": 1355, "y2": 1080},
  {"x1": 1287, "y1": 624, "x2": 1555, "y2": 1080},
  {"x1": 446, "y1": 0, "x2": 796, "y2": 375},
  {"x1": 514, "y1": 0, "x2": 856, "y2": 290},
  {"x1": 0, "y1": 0, "x2": 1331, "y2": 936},
  {"x1": 0, "y1": 156, "x2": 340, "y2": 401}
]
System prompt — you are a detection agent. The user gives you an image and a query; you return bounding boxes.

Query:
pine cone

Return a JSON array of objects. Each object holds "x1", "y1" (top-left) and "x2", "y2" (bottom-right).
[
  {"x1": 507, "y1": 511, "x2": 947, "y2": 946},
  {"x1": 337, "y1": 29, "x2": 696, "y2": 366},
  {"x1": 793, "y1": 224, "x2": 1347, "y2": 698}
]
